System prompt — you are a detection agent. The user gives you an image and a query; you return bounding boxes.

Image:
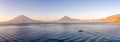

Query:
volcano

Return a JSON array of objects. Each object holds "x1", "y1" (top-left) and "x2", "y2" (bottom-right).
[
  {"x1": 56, "y1": 16, "x2": 80, "y2": 22},
  {"x1": 7, "y1": 15, "x2": 41, "y2": 23}
]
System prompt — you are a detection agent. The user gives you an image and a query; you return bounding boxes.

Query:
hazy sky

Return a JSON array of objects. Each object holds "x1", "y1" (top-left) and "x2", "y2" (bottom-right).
[{"x1": 0, "y1": 0, "x2": 120, "y2": 21}]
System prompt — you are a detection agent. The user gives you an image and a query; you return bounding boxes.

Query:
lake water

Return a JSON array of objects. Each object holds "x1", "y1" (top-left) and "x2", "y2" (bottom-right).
[{"x1": 0, "y1": 22, "x2": 120, "y2": 42}]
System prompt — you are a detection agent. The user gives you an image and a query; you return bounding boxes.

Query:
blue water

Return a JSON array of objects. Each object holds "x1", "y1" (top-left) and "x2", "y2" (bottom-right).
[{"x1": 0, "y1": 22, "x2": 120, "y2": 42}]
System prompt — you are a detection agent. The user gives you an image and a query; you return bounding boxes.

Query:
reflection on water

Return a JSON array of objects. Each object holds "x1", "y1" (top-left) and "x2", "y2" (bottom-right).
[{"x1": 0, "y1": 22, "x2": 120, "y2": 42}]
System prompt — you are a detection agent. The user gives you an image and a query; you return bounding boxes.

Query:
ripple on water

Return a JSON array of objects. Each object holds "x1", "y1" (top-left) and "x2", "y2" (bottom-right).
[{"x1": 0, "y1": 23, "x2": 119, "y2": 42}]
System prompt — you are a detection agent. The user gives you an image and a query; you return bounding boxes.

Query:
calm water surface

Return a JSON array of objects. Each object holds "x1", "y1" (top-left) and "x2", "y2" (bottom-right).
[{"x1": 0, "y1": 22, "x2": 120, "y2": 42}]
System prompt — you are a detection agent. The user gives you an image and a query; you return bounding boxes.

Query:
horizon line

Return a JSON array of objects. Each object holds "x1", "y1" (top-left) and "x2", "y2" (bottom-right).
[{"x1": 0, "y1": 14, "x2": 119, "y2": 22}]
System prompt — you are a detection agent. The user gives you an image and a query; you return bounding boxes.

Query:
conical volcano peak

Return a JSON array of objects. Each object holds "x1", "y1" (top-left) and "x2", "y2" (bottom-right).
[
  {"x1": 16, "y1": 15, "x2": 29, "y2": 19},
  {"x1": 61, "y1": 16, "x2": 72, "y2": 20},
  {"x1": 56, "y1": 16, "x2": 80, "y2": 22},
  {"x1": 63, "y1": 16, "x2": 71, "y2": 18},
  {"x1": 8, "y1": 15, "x2": 35, "y2": 23},
  {"x1": 13, "y1": 15, "x2": 32, "y2": 20},
  {"x1": 18, "y1": 15, "x2": 26, "y2": 17}
]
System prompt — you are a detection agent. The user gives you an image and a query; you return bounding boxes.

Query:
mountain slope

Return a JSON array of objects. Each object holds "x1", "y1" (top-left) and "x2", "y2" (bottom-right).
[
  {"x1": 7, "y1": 15, "x2": 41, "y2": 23},
  {"x1": 104, "y1": 14, "x2": 120, "y2": 22},
  {"x1": 55, "y1": 16, "x2": 80, "y2": 22}
]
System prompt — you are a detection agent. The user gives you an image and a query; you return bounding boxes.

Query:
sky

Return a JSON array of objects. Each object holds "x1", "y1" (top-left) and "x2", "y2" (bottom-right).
[{"x1": 0, "y1": 0, "x2": 120, "y2": 22}]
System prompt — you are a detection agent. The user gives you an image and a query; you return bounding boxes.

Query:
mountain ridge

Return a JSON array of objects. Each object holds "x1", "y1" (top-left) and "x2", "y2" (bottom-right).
[
  {"x1": 103, "y1": 14, "x2": 120, "y2": 22},
  {"x1": 55, "y1": 16, "x2": 81, "y2": 22},
  {"x1": 2, "y1": 14, "x2": 120, "y2": 23},
  {"x1": 6, "y1": 15, "x2": 42, "y2": 23}
]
